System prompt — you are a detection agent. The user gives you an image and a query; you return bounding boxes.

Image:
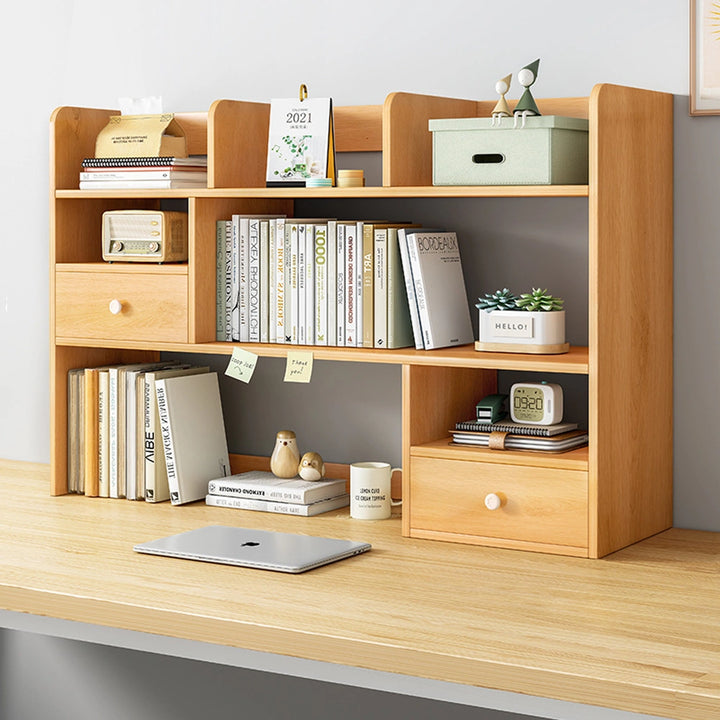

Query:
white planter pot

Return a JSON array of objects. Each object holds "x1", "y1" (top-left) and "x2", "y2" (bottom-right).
[{"x1": 475, "y1": 309, "x2": 568, "y2": 354}]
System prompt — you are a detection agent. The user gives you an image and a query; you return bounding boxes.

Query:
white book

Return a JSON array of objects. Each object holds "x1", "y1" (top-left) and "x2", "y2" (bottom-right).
[
  {"x1": 205, "y1": 493, "x2": 350, "y2": 517},
  {"x1": 326, "y1": 220, "x2": 337, "y2": 346},
  {"x1": 336, "y1": 223, "x2": 346, "y2": 346},
  {"x1": 373, "y1": 227, "x2": 388, "y2": 348},
  {"x1": 355, "y1": 221, "x2": 365, "y2": 348},
  {"x1": 230, "y1": 217, "x2": 240, "y2": 340},
  {"x1": 314, "y1": 223, "x2": 328, "y2": 345},
  {"x1": 216, "y1": 220, "x2": 225, "y2": 341},
  {"x1": 259, "y1": 220, "x2": 270, "y2": 343},
  {"x1": 79, "y1": 179, "x2": 206, "y2": 189},
  {"x1": 97, "y1": 369, "x2": 110, "y2": 497},
  {"x1": 290, "y1": 221, "x2": 300, "y2": 344},
  {"x1": 297, "y1": 222, "x2": 306, "y2": 345},
  {"x1": 144, "y1": 365, "x2": 209, "y2": 503},
  {"x1": 283, "y1": 217, "x2": 294, "y2": 343},
  {"x1": 343, "y1": 222, "x2": 357, "y2": 346},
  {"x1": 405, "y1": 231, "x2": 474, "y2": 350},
  {"x1": 305, "y1": 223, "x2": 315, "y2": 345},
  {"x1": 276, "y1": 217, "x2": 287, "y2": 343},
  {"x1": 269, "y1": 219, "x2": 278, "y2": 343},
  {"x1": 386, "y1": 227, "x2": 415, "y2": 348},
  {"x1": 79, "y1": 169, "x2": 208, "y2": 182},
  {"x1": 237, "y1": 216, "x2": 250, "y2": 342},
  {"x1": 222, "y1": 220, "x2": 233, "y2": 342},
  {"x1": 207, "y1": 470, "x2": 347, "y2": 505},
  {"x1": 248, "y1": 218, "x2": 262, "y2": 342},
  {"x1": 397, "y1": 227, "x2": 425, "y2": 350},
  {"x1": 155, "y1": 372, "x2": 230, "y2": 505}
]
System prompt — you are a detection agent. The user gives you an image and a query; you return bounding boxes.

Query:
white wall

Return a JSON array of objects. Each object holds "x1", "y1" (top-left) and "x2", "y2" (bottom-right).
[{"x1": 0, "y1": 2, "x2": 712, "y2": 718}]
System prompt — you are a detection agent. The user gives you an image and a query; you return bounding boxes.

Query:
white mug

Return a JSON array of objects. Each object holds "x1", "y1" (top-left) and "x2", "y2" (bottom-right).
[{"x1": 350, "y1": 462, "x2": 402, "y2": 520}]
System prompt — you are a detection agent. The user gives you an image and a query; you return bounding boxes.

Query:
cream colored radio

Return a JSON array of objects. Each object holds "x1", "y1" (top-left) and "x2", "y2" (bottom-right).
[{"x1": 102, "y1": 210, "x2": 188, "y2": 262}]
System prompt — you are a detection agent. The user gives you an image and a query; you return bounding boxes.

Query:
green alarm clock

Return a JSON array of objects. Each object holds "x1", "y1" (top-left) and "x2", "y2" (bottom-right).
[{"x1": 509, "y1": 382, "x2": 563, "y2": 425}]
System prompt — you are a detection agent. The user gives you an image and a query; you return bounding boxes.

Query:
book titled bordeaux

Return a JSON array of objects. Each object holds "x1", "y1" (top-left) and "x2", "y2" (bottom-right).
[
  {"x1": 404, "y1": 231, "x2": 474, "y2": 350},
  {"x1": 208, "y1": 470, "x2": 346, "y2": 505},
  {"x1": 155, "y1": 372, "x2": 230, "y2": 505}
]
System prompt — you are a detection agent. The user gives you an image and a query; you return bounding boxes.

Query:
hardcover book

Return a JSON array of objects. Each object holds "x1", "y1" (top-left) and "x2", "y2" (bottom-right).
[
  {"x1": 155, "y1": 372, "x2": 230, "y2": 505},
  {"x1": 205, "y1": 493, "x2": 350, "y2": 516}
]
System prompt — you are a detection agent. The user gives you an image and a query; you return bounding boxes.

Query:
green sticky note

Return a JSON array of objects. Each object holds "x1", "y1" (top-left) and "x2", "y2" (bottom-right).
[
  {"x1": 225, "y1": 347, "x2": 258, "y2": 383},
  {"x1": 284, "y1": 351, "x2": 314, "y2": 383}
]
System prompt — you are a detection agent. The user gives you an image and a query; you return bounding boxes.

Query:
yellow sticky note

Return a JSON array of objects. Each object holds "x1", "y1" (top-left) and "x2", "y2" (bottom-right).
[
  {"x1": 225, "y1": 347, "x2": 258, "y2": 383},
  {"x1": 284, "y1": 351, "x2": 314, "y2": 383}
]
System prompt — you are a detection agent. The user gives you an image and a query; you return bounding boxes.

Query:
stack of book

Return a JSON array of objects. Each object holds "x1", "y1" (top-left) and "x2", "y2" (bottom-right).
[
  {"x1": 215, "y1": 217, "x2": 475, "y2": 350},
  {"x1": 450, "y1": 417, "x2": 588, "y2": 453},
  {"x1": 79, "y1": 155, "x2": 208, "y2": 189},
  {"x1": 67, "y1": 363, "x2": 231, "y2": 504},
  {"x1": 206, "y1": 471, "x2": 349, "y2": 516}
]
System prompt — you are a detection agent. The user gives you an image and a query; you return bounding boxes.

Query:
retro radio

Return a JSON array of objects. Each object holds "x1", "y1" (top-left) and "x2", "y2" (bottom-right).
[{"x1": 102, "y1": 210, "x2": 188, "y2": 262}]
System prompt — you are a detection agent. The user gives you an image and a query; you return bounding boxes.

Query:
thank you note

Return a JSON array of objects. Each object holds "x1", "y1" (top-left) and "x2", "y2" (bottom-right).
[{"x1": 284, "y1": 351, "x2": 314, "y2": 383}]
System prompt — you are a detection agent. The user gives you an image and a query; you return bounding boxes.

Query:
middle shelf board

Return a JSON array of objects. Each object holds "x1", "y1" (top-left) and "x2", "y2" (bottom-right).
[
  {"x1": 56, "y1": 185, "x2": 590, "y2": 200},
  {"x1": 54, "y1": 340, "x2": 590, "y2": 373}
]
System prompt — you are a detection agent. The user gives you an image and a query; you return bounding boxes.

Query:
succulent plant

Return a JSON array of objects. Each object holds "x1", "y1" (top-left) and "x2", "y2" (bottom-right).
[
  {"x1": 516, "y1": 288, "x2": 564, "y2": 312},
  {"x1": 475, "y1": 288, "x2": 519, "y2": 312}
]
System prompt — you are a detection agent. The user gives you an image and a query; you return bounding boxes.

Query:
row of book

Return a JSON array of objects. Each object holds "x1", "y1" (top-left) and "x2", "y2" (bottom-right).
[
  {"x1": 79, "y1": 155, "x2": 208, "y2": 189},
  {"x1": 215, "y1": 217, "x2": 475, "y2": 350},
  {"x1": 68, "y1": 362, "x2": 228, "y2": 504}
]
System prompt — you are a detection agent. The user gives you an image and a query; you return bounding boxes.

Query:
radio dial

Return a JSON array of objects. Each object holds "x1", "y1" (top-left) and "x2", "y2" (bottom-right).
[
  {"x1": 111, "y1": 241, "x2": 123, "y2": 253},
  {"x1": 148, "y1": 241, "x2": 160, "y2": 252}
]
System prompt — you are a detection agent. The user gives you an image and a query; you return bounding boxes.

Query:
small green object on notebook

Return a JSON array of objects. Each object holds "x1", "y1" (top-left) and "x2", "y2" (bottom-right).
[{"x1": 475, "y1": 393, "x2": 509, "y2": 423}]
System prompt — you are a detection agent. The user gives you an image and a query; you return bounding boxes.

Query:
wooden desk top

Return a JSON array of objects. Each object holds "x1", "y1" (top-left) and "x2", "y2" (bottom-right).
[{"x1": 1, "y1": 460, "x2": 718, "y2": 720}]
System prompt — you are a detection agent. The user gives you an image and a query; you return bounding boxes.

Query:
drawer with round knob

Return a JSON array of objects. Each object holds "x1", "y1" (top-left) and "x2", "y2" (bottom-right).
[
  {"x1": 55, "y1": 268, "x2": 188, "y2": 343},
  {"x1": 408, "y1": 455, "x2": 588, "y2": 553}
]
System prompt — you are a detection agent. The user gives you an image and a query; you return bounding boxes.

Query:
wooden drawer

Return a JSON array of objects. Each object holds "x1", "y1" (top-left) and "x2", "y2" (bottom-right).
[
  {"x1": 409, "y1": 455, "x2": 588, "y2": 552},
  {"x1": 55, "y1": 269, "x2": 187, "y2": 343}
]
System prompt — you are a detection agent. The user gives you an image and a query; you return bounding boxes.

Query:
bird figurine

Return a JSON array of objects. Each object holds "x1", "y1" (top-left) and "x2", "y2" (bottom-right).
[
  {"x1": 270, "y1": 430, "x2": 301, "y2": 479},
  {"x1": 298, "y1": 451, "x2": 326, "y2": 482}
]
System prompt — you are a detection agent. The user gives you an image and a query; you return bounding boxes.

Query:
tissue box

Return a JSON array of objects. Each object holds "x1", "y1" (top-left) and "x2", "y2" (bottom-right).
[
  {"x1": 95, "y1": 113, "x2": 187, "y2": 158},
  {"x1": 429, "y1": 115, "x2": 588, "y2": 185}
]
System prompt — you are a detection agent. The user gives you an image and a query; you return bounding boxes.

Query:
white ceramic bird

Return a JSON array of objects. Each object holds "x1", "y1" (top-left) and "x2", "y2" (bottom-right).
[{"x1": 270, "y1": 430, "x2": 300, "y2": 478}]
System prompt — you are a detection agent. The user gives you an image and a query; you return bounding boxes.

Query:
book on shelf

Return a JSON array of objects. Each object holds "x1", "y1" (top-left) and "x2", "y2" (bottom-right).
[
  {"x1": 385, "y1": 226, "x2": 415, "y2": 349},
  {"x1": 397, "y1": 227, "x2": 425, "y2": 349},
  {"x1": 81, "y1": 155, "x2": 208, "y2": 168},
  {"x1": 83, "y1": 367, "x2": 101, "y2": 497},
  {"x1": 403, "y1": 230, "x2": 474, "y2": 350},
  {"x1": 450, "y1": 428, "x2": 588, "y2": 453},
  {"x1": 155, "y1": 372, "x2": 230, "y2": 505},
  {"x1": 207, "y1": 470, "x2": 347, "y2": 505},
  {"x1": 79, "y1": 178, "x2": 207, "y2": 190},
  {"x1": 205, "y1": 492, "x2": 350, "y2": 517},
  {"x1": 79, "y1": 169, "x2": 208, "y2": 182},
  {"x1": 67, "y1": 368, "x2": 85, "y2": 494},
  {"x1": 143, "y1": 365, "x2": 209, "y2": 503},
  {"x1": 453, "y1": 418, "x2": 579, "y2": 437}
]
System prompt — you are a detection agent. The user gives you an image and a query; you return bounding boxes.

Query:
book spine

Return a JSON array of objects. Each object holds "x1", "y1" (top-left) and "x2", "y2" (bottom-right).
[
  {"x1": 205, "y1": 493, "x2": 348, "y2": 516},
  {"x1": 314, "y1": 224, "x2": 328, "y2": 345},
  {"x1": 231, "y1": 217, "x2": 240, "y2": 341},
  {"x1": 207, "y1": 478, "x2": 344, "y2": 505},
  {"x1": 453, "y1": 421, "x2": 551, "y2": 436},
  {"x1": 216, "y1": 221, "x2": 225, "y2": 341},
  {"x1": 386, "y1": 227, "x2": 414, "y2": 349},
  {"x1": 406, "y1": 234, "x2": 433, "y2": 348},
  {"x1": 223, "y1": 220, "x2": 233, "y2": 342},
  {"x1": 336, "y1": 223, "x2": 345, "y2": 346},
  {"x1": 397, "y1": 229, "x2": 424, "y2": 349},
  {"x1": 355, "y1": 222, "x2": 364, "y2": 348},
  {"x1": 143, "y1": 373, "x2": 157, "y2": 500},
  {"x1": 154, "y1": 380, "x2": 181, "y2": 505},
  {"x1": 238, "y1": 217, "x2": 250, "y2": 342},
  {"x1": 83, "y1": 368, "x2": 99, "y2": 497},
  {"x1": 305, "y1": 223, "x2": 315, "y2": 345},
  {"x1": 297, "y1": 223, "x2": 306, "y2": 345},
  {"x1": 108, "y1": 368, "x2": 119, "y2": 497},
  {"x1": 344, "y1": 223, "x2": 356, "y2": 346},
  {"x1": 248, "y1": 218, "x2": 261, "y2": 343},
  {"x1": 268, "y1": 219, "x2": 278, "y2": 343},
  {"x1": 289, "y1": 221, "x2": 300, "y2": 344},
  {"x1": 98, "y1": 370, "x2": 109, "y2": 497},
  {"x1": 283, "y1": 218, "x2": 294, "y2": 343},
  {"x1": 373, "y1": 228, "x2": 388, "y2": 348},
  {"x1": 276, "y1": 217, "x2": 287, "y2": 343},
  {"x1": 326, "y1": 220, "x2": 337, "y2": 346},
  {"x1": 362, "y1": 224, "x2": 374, "y2": 348}
]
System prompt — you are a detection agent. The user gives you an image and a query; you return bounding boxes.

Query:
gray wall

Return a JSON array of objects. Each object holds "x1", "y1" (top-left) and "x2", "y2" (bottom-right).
[{"x1": 0, "y1": 1, "x2": 709, "y2": 719}]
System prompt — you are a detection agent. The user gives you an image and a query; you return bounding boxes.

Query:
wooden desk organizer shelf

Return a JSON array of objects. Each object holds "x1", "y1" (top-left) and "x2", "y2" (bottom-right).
[{"x1": 50, "y1": 84, "x2": 673, "y2": 558}]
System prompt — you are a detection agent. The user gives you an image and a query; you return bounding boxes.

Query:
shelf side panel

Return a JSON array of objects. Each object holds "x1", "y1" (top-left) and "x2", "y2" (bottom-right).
[
  {"x1": 588, "y1": 84, "x2": 674, "y2": 557},
  {"x1": 334, "y1": 105, "x2": 383, "y2": 152}
]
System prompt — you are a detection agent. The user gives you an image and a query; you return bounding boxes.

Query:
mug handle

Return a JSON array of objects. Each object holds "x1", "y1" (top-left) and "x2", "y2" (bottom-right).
[{"x1": 390, "y1": 467, "x2": 403, "y2": 506}]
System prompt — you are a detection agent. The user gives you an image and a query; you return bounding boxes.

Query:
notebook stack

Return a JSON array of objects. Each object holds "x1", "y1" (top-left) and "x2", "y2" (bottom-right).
[{"x1": 79, "y1": 155, "x2": 208, "y2": 189}]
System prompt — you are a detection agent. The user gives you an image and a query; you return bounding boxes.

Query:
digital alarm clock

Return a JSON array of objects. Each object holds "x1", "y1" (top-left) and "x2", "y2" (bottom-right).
[{"x1": 509, "y1": 382, "x2": 563, "y2": 425}]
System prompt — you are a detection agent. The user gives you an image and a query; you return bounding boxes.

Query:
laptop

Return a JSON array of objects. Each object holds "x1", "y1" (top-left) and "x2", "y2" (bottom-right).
[{"x1": 133, "y1": 525, "x2": 371, "y2": 573}]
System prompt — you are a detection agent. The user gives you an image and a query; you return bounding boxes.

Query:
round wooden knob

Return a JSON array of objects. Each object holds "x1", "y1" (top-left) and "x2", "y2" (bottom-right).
[
  {"x1": 484, "y1": 493, "x2": 503, "y2": 511},
  {"x1": 108, "y1": 299, "x2": 123, "y2": 315}
]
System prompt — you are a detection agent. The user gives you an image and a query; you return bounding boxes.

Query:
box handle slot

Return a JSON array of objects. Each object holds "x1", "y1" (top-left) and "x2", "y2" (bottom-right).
[{"x1": 472, "y1": 153, "x2": 505, "y2": 164}]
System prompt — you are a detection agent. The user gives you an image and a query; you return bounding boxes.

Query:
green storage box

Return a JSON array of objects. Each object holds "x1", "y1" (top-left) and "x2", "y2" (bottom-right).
[{"x1": 429, "y1": 115, "x2": 589, "y2": 185}]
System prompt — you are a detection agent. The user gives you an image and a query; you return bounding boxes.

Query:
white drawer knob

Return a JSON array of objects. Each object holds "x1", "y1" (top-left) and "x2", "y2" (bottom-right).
[
  {"x1": 484, "y1": 493, "x2": 503, "y2": 511},
  {"x1": 108, "y1": 299, "x2": 123, "y2": 315}
]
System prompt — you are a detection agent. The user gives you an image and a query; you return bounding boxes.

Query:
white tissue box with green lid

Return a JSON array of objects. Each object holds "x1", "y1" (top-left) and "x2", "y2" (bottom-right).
[{"x1": 429, "y1": 115, "x2": 589, "y2": 185}]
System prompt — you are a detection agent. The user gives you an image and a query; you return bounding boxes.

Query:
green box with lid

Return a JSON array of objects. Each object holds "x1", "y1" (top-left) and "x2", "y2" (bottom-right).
[{"x1": 429, "y1": 115, "x2": 589, "y2": 185}]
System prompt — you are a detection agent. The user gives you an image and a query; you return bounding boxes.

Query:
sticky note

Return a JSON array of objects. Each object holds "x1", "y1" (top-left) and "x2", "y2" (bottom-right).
[
  {"x1": 225, "y1": 347, "x2": 258, "y2": 383},
  {"x1": 284, "y1": 351, "x2": 314, "y2": 383}
]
